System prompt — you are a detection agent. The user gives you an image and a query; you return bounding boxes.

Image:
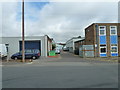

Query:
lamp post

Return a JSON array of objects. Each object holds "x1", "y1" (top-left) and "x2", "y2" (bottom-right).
[{"x1": 22, "y1": 0, "x2": 25, "y2": 62}]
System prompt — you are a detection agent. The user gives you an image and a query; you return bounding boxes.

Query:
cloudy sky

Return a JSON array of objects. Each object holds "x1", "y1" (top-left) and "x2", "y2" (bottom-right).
[{"x1": 1, "y1": 0, "x2": 119, "y2": 43}]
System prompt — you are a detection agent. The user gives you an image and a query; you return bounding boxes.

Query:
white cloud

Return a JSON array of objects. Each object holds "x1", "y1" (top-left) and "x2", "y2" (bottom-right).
[
  {"x1": 1, "y1": 1, "x2": 118, "y2": 42},
  {"x1": 0, "y1": 0, "x2": 119, "y2": 2},
  {"x1": 0, "y1": 2, "x2": 2, "y2": 37},
  {"x1": 2, "y1": 2, "x2": 21, "y2": 37}
]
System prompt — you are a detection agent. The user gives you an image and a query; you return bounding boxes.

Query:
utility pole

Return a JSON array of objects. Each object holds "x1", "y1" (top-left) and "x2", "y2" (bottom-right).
[{"x1": 22, "y1": 0, "x2": 25, "y2": 62}]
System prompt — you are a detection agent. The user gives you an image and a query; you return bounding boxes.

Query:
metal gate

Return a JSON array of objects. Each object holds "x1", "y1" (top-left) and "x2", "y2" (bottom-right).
[{"x1": 19, "y1": 40, "x2": 41, "y2": 53}]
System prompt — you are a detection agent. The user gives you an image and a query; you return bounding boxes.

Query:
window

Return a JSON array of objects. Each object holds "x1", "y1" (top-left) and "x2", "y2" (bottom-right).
[
  {"x1": 110, "y1": 26, "x2": 117, "y2": 35},
  {"x1": 111, "y1": 45, "x2": 118, "y2": 53},
  {"x1": 101, "y1": 48, "x2": 106, "y2": 53},
  {"x1": 100, "y1": 45, "x2": 106, "y2": 54},
  {"x1": 99, "y1": 26, "x2": 106, "y2": 35}
]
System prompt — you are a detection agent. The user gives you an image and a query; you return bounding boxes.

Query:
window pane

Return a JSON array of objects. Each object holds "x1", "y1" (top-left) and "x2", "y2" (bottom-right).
[
  {"x1": 111, "y1": 47, "x2": 117, "y2": 53},
  {"x1": 111, "y1": 27, "x2": 116, "y2": 30},
  {"x1": 100, "y1": 27, "x2": 105, "y2": 30},
  {"x1": 111, "y1": 30, "x2": 116, "y2": 34},
  {"x1": 25, "y1": 50, "x2": 32, "y2": 53},
  {"x1": 100, "y1": 30, "x2": 105, "y2": 35},
  {"x1": 101, "y1": 48, "x2": 106, "y2": 53}
]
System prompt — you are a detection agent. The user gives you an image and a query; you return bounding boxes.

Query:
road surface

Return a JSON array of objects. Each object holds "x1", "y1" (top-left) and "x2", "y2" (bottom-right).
[{"x1": 2, "y1": 51, "x2": 118, "y2": 88}]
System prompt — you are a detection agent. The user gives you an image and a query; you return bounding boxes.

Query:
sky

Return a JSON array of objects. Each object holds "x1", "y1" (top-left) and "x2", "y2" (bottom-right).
[{"x1": 1, "y1": 0, "x2": 119, "y2": 43}]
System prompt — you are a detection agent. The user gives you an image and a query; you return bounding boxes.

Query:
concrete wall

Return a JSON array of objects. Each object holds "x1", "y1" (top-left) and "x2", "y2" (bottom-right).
[{"x1": 0, "y1": 36, "x2": 49, "y2": 58}]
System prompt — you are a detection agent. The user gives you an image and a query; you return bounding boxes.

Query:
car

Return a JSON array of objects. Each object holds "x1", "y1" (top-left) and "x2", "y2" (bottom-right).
[
  {"x1": 55, "y1": 49, "x2": 61, "y2": 54},
  {"x1": 63, "y1": 46, "x2": 69, "y2": 51},
  {"x1": 11, "y1": 49, "x2": 40, "y2": 60}
]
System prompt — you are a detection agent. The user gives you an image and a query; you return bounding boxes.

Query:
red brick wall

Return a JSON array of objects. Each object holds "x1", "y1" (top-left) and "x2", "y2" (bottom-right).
[
  {"x1": 85, "y1": 24, "x2": 95, "y2": 45},
  {"x1": 85, "y1": 23, "x2": 119, "y2": 57}
]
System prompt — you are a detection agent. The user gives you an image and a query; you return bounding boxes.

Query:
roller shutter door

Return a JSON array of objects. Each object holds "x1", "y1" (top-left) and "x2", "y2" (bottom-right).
[{"x1": 19, "y1": 40, "x2": 41, "y2": 54}]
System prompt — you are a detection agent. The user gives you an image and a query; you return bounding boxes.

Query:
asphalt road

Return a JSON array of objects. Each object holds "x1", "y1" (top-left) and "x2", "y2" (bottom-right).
[{"x1": 2, "y1": 51, "x2": 118, "y2": 88}]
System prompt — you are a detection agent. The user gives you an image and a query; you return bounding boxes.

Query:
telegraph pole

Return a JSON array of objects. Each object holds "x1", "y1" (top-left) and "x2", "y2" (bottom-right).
[{"x1": 22, "y1": 0, "x2": 25, "y2": 62}]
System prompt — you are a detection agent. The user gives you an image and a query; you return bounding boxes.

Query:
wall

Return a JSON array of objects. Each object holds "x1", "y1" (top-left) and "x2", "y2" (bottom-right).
[
  {"x1": 118, "y1": 23, "x2": 120, "y2": 56},
  {"x1": 85, "y1": 24, "x2": 95, "y2": 45},
  {"x1": 85, "y1": 23, "x2": 119, "y2": 57},
  {"x1": 66, "y1": 38, "x2": 84, "y2": 53},
  {"x1": 96, "y1": 23, "x2": 118, "y2": 57},
  {"x1": 0, "y1": 36, "x2": 48, "y2": 58},
  {"x1": 74, "y1": 39, "x2": 85, "y2": 55},
  {"x1": 75, "y1": 40, "x2": 85, "y2": 50}
]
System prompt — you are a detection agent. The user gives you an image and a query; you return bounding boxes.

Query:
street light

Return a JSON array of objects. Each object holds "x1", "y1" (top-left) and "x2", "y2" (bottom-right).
[{"x1": 22, "y1": 0, "x2": 25, "y2": 62}]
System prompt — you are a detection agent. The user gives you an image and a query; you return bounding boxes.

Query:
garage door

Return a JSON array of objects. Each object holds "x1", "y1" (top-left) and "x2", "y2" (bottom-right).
[{"x1": 19, "y1": 40, "x2": 41, "y2": 53}]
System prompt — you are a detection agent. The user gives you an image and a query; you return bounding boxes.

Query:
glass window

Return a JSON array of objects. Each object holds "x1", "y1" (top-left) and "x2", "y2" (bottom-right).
[
  {"x1": 100, "y1": 45, "x2": 106, "y2": 53},
  {"x1": 100, "y1": 48, "x2": 106, "y2": 53},
  {"x1": 99, "y1": 26, "x2": 106, "y2": 35},
  {"x1": 111, "y1": 46, "x2": 118, "y2": 53},
  {"x1": 111, "y1": 30, "x2": 116, "y2": 34},
  {"x1": 25, "y1": 49, "x2": 32, "y2": 53},
  {"x1": 110, "y1": 26, "x2": 117, "y2": 35}
]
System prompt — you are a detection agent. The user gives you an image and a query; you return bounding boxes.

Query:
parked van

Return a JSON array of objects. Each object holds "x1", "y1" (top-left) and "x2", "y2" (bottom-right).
[{"x1": 0, "y1": 44, "x2": 7, "y2": 59}]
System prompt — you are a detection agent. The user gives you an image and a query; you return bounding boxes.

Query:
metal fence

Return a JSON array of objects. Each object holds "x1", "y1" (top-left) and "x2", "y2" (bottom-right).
[{"x1": 79, "y1": 45, "x2": 94, "y2": 58}]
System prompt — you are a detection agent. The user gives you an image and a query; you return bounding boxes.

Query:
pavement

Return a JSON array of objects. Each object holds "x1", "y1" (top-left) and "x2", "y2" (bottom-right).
[
  {"x1": 1, "y1": 51, "x2": 119, "y2": 66},
  {"x1": 2, "y1": 51, "x2": 119, "y2": 88}
]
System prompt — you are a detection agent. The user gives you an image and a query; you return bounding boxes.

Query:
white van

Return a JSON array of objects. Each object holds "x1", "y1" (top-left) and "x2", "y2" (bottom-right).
[{"x1": 0, "y1": 44, "x2": 7, "y2": 58}]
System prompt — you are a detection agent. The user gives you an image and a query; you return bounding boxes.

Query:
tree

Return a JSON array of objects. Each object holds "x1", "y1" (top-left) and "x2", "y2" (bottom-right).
[{"x1": 52, "y1": 44, "x2": 56, "y2": 50}]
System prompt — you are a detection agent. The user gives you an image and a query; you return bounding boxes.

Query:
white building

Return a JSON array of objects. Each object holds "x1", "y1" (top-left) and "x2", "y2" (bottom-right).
[
  {"x1": 66, "y1": 37, "x2": 85, "y2": 53},
  {"x1": 0, "y1": 35, "x2": 52, "y2": 59}
]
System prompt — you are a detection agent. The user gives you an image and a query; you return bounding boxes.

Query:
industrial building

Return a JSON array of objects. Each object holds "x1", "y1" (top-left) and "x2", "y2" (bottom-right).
[
  {"x1": 0, "y1": 35, "x2": 53, "y2": 59},
  {"x1": 84, "y1": 23, "x2": 119, "y2": 57},
  {"x1": 74, "y1": 39, "x2": 85, "y2": 55},
  {"x1": 118, "y1": 23, "x2": 120, "y2": 57},
  {"x1": 66, "y1": 36, "x2": 85, "y2": 53}
]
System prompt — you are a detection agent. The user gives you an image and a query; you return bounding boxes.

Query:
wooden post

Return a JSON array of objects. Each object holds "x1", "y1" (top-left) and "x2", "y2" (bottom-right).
[{"x1": 22, "y1": 0, "x2": 25, "y2": 62}]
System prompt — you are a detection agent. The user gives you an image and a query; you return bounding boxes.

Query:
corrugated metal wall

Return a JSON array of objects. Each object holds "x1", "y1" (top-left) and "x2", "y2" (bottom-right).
[{"x1": 79, "y1": 45, "x2": 94, "y2": 58}]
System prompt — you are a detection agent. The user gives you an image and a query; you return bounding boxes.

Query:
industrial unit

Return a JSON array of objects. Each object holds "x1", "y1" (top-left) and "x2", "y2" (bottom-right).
[
  {"x1": 84, "y1": 23, "x2": 119, "y2": 57},
  {"x1": 0, "y1": 35, "x2": 52, "y2": 59},
  {"x1": 74, "y1": 39, "x2": 85, "y2": 55},
  {"x1": 66, "y1": 36, "x2": 85, "y2": 53}
]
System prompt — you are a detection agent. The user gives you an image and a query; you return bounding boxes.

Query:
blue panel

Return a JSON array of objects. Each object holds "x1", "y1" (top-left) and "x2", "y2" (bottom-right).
[
  {"x1": 111, "y1": 53, "x2": 118, "y2": 56},
  {"x1": 19, "y1": 41, "x2": 41, "y2": 51},
  {"x1": 100, "y1": 54, "x2": 107, "y2": 57},
  {"x1": 110, "y1": 35, "x2": 118, "y2": 44},
  {"x1": 99, "y1": 36, "x2": 106, "y2": 44}
]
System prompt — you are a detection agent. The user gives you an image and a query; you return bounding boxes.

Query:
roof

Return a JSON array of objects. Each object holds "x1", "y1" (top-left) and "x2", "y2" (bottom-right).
[
  {"x1": 66, "y1": 36, "x2": 84, "y2": 43},
  {"x1": 74, "y1": 38, "x2": 85, "y2": 43},
  {"x1": 85, "y1": 23, "x2": 119, "y2": 30}
]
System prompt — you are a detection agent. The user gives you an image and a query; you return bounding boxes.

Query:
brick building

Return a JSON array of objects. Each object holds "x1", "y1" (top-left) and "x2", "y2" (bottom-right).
[
  {"x1": 118, "y1": 23, "x2": 120, "y2": 56},
  {"x1": 85, "y1": 23, "x2": 119, "y2": 57}
]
